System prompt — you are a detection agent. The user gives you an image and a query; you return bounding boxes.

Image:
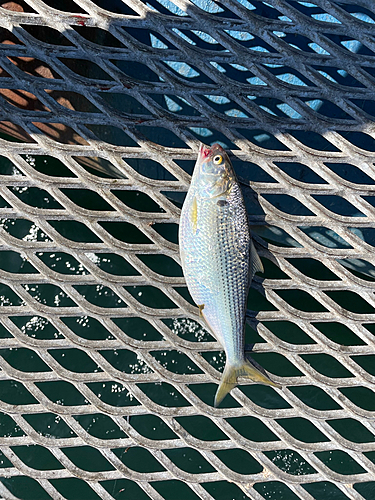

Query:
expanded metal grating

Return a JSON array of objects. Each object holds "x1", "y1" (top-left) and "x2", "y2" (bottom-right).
[{"x1": 1, "y1": 0, "x2": 375, "y2": 499}]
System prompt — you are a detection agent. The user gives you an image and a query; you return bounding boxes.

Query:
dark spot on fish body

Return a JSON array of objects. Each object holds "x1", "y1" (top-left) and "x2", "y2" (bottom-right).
[{"x1": 217, "y1": 199, "x2": 228, "y2": 207}]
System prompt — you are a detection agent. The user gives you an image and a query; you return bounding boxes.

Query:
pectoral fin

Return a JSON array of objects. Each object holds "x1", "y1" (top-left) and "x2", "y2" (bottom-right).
[{"x1": 190, "y1": 196, "x2": 198, "y2": 234}]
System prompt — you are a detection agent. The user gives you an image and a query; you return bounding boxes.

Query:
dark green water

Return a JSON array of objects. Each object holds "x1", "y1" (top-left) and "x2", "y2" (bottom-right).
[{"x1": 0, "y1": 153, "x2": 374, "y2": 500}]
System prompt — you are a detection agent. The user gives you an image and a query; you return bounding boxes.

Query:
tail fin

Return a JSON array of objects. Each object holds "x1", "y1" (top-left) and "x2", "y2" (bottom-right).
[{"x1": 214, "y1": 357, "x2": 281, "y2": 407}]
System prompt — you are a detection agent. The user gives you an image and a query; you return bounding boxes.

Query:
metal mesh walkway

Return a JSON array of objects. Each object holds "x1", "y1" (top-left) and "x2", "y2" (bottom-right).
[{"x1": 0, "y1": 0, "x2": 375, "y2": 499}]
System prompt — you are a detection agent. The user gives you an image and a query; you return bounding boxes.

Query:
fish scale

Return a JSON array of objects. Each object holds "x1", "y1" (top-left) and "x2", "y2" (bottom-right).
[{"x1": 179, "y1": 143, "x2": 279, "y2": 406}]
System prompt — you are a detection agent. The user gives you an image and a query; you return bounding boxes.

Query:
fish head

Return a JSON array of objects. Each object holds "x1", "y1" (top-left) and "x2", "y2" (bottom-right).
[{"x1": 194, "y1": 143, "x2": 234, "y2": 198}]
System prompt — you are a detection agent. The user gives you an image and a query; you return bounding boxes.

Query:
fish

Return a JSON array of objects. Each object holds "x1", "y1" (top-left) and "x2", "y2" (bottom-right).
[{"x1": 179, "y1": 143, "x2": 280, "y2": 407}]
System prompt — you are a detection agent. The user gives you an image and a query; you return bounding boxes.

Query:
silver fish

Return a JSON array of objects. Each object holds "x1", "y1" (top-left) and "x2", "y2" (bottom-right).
[{"x1": 179, "y1": 143, "x2": 279, "y2": 406}]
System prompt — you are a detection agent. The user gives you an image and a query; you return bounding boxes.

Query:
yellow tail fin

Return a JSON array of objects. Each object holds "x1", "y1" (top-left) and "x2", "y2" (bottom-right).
[{"x1": 214, "y1": 358, "x2": 281, "y2": 407}]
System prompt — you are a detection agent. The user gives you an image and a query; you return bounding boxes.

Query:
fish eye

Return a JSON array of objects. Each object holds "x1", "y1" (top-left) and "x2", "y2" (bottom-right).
[{"x1": 213, "y1": 155, "x2": 223, "y2": 165}]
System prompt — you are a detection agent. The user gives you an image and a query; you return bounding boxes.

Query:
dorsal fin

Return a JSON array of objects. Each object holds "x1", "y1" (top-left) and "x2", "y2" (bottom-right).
[{"x1": 250, "y1": 240, "x2": 264, "y2": 278}]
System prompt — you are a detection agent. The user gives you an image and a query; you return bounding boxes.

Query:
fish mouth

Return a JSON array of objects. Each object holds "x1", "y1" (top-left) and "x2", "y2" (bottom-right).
[
  {"x1": 198, "y1": 142, "x2": 224, "y2": 161},
  {"x1": 198, "y1": 143, "x2": 211, "y2": 160}
]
